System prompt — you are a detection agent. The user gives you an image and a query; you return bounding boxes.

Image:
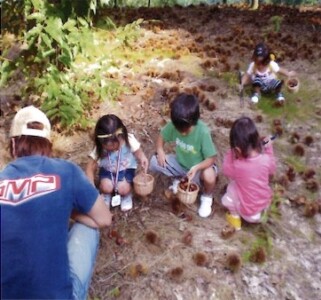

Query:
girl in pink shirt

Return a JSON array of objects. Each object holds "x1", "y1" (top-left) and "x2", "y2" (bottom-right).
[{"x1": 221, "y1": 117, "x2": 276, "y2": 230}]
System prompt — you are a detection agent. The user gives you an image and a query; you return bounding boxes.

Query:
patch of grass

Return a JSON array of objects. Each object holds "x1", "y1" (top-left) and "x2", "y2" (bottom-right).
[
  {"x1": 180, "y1": 56, "x2": 204, "y2": 77},
  {"x1": 242, "y1": 229, "x2": 273, "y2": 264},
  {"x1": 239, "y1": 235, "x2": 252, "y2": 246},
  {"x1": 304, "y1": 188, "x2": 321, "y2": 202},
  {"x1": 286, "y1": 92, "x2": 320, "y2": 123},
  {"x1": 269, "y1": 15, "x2": 283, "y2": 33},
  {"x1": 108, "y1": 286, "x2": 121, "y2": 297},
  {"x1": 257, "y1": 94, "x2": 298, "y2": 118},
  {"x1": 254, "y1": 77, "x2": 321, "y2": 123},
  {"x1": 204, "y1": 69, "x2": 220, "y2": 79},
  {"x1": 221, "y1": 71, "x2": 239, "y2": 88},
  {"x1": 261, "y1": 191, "x2": 283, "y2": 223},
  {"x1": 274, "y1": 142, "x2": 289, "y2": 156},
  {"x1": 284, "y1": 156, "x2": 306, "y2": 174}
]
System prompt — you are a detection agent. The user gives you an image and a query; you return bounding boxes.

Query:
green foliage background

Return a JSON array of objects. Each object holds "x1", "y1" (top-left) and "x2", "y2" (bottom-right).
[{"x1": 1, "y1": 0, "x2": 320, "y2": 130}]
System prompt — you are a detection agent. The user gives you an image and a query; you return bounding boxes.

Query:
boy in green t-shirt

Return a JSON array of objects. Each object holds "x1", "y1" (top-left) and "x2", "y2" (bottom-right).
[{"x1": 149, "y1": 93, "x2": 218, "y2": 218}]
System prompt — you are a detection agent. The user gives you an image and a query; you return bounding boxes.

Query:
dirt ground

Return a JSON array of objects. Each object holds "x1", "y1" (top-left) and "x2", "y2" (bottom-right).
[{"x1": 1, "y1": 4, "x2": 321, "y2": 300}]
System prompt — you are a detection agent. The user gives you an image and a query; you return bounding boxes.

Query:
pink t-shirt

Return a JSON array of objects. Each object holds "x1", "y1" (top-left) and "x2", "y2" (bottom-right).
[{"x1": 222, "y1": 143, "x2": 276, "y2": 216}]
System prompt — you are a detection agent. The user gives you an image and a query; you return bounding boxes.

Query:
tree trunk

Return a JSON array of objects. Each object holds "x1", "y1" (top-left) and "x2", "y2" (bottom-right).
[{"x1": 251, "y1": 0, "x2": 259, "y2": 10}]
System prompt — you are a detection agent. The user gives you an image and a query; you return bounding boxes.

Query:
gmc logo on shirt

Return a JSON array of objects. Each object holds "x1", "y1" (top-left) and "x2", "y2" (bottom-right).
[{"x1": 0, "y1": 174, "x2": 60, "y2": 206}]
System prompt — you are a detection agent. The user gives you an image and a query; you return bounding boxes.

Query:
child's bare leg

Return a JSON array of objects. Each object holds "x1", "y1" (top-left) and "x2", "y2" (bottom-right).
[
  {"x1": 100, "y1": 178, "x2": 114, "y2": 194},
  {"x1": 252, "y1": 77, "x2": 263, "y2": 96},
  {"x1": 201, "y1": 167, "x2": 216, "y2": 196},
  {"x1": 221, "y1": 193, "x2": 238, "y2": 215},
  {"x1": 100, "y1": 178, "x2": 114, "y2": 206},
  {"x1": 253, "y1": 86, "x2": 261, "y2": 93},
  {"x1": 242, "y1": 75, "x2": 252, "y2": 86},
  {"x1": 116, "y1": 181, "x2": 132, "y2": 196},
  {"x1": 117, "y1": 181, "x2": 133, "y2": 211}
]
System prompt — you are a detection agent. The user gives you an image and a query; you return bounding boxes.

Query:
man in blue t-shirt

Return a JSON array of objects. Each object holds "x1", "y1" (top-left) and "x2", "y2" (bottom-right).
[{"x1": 0, "y1": 106, "x2": 112, "y2": 299}]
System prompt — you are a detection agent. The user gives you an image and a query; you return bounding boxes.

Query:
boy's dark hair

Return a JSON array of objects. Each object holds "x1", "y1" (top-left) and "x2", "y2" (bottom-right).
[
  {"x1": 170, "y1": 93, "x2": 200, "y2": 132},
  {"x1": 252, "y1": 43, "x2": 271, "y2": 66},
  {"x1": 94, "y1": 114, "x2": 129, "y2": 158},
  {"x1": 230, "y1": 117, "x2": 262, "y2": 159}
]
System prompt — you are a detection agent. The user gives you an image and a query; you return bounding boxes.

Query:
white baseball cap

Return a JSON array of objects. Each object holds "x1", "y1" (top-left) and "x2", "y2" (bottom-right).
[{"x1": 10, "y1": 106, "x2": 51, "y2": 140}]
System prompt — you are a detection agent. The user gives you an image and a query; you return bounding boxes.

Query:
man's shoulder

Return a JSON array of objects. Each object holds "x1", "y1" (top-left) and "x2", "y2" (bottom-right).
[
  {"x1": 48, "y1": 156, "x2": 77, "y2": 167},
  {"x1": 40, "y1": 157, "x2": 83, "y2": 175},
  {"x1": 1, "y1": 156, "x2": 76, "y2": 174}
]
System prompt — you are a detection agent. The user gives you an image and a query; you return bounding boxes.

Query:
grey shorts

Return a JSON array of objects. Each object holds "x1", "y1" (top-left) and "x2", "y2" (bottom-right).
[
  {"x1": 252, "y1": 77, "x2": 283, "y2": 93},
  {"x1": 149, "y1": 153, "x2": 218, "y2": 185}
]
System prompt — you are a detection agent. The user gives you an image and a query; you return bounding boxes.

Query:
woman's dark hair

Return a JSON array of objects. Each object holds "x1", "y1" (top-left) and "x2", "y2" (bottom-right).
[
  {"x1": 170, "y1": 93, "x2": 200, "y2": 132},
  {"x1": 94, "y1": 114, "x2": 129, "y2": 158},
  {"x1": 10, "y1": 122, "x2": 52, "y2": 157},
  {"x1": 252, "y1": 43, "x2": 271, "y2": 66},
  {"x1": 229, "y1": 117, "x2": 262, "y2": 158}
]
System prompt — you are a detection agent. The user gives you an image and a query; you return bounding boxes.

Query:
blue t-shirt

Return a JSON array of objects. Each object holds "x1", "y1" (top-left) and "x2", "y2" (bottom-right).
[{"x1": 0, "y1": 155, "x2": 99, "y2": 299}]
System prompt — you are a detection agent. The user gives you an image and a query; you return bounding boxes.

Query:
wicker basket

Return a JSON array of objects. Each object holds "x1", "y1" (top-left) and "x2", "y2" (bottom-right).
[
  {"x1": 286, "y1": 77, "x2": 300, "y2": 93},
  {"x1": 177, "y1": 182, "x2": 199, "y2": 205},
  {"x1": 133, "y1": 173, "x2": 154, "y2": 196}
]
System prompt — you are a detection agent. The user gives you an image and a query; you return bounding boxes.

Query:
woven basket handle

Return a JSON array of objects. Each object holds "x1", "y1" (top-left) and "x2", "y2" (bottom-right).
[{"x1": 187, "y1": 178, "x2": 191, "y2": 192}]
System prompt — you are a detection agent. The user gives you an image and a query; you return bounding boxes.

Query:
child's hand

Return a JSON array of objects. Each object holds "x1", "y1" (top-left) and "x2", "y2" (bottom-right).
[
  {"x1": 156, "y1": 150, "x2": 166, "y2": 168},
  {"x1": 135, "y1": 149, "x2": 149, "y2": 173},
  {"x1": 187, "y1": 166, "x2": 197, "y2": 181},
  {"x1": 288, "y1": 71, "x2": 296, "y2": 77},
  {"x1": 262, "y1": 134, "x2": 277, "y2": 146},
  {"x1": 140, "y1": 156, "x2": 149, "y2": 173}
]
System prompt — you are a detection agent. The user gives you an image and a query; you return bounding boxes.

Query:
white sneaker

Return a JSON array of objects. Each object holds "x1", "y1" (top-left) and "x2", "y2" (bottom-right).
[
  {"x1": 121, "y1": 194, "x2": 133, "y2": 212},
  {"x1": 198, "y1": 195, "x2": 213, "y2": 218},
  {"x1": 250, "y1": 93, "x2": 260, "y2": 103},
  {"x1": 276, "y1": 92, "x2": 285, "y2": 102},
  {"x1": 169, "y1": 179, "x2": 180, "y2": 194},
  {"x1": 103, "y1": 194, "x2": 111, "y2": 207}
]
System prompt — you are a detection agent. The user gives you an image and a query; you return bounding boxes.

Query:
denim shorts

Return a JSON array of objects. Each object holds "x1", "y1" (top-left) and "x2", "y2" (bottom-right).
[{"x1": 99, "y1": 168, "x2": 136, "y2": 183}]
